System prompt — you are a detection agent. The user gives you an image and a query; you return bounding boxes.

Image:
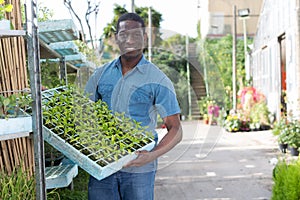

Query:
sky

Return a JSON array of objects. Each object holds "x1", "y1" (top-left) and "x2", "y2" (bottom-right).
[{"x1": 39, "y1": 0, "x2": 199, "y2": 39}]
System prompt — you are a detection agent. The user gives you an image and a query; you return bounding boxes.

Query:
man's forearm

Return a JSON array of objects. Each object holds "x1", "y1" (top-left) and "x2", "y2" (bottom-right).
[{"x1": 151, "y1": 124, "x2": 182, "y2": 159}]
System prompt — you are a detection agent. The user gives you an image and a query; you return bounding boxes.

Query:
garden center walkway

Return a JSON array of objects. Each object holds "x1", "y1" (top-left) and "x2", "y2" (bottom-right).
[{"x1": 154, "y1": 120, "x2": 279, "y2": 200}]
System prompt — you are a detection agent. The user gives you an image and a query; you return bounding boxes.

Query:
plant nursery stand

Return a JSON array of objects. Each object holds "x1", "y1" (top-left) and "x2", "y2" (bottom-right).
[
  {"x1": 0, "y1": 115, "x2": 32, "y2": 141},
  {"x1": 45, "y1": 163, "x2": 78, "y2": 189}
]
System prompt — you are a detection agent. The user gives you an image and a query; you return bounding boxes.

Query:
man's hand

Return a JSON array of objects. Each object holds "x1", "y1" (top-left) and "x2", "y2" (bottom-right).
[
  {"x1": 123, "y1": 150, "x2": 155, "y2": 168},
  {"x1": 123, "y1": 114, "x2": 182, "y2": 168}
]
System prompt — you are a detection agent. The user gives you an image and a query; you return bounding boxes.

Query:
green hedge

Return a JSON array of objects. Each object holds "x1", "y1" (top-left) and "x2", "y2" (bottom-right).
[{"x1": 272, "y1": 158, "x2": 300, "y2": 200}]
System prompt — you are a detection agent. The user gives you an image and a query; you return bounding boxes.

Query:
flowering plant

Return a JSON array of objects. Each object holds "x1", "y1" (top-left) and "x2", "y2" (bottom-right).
[
  {"x1": 0, "y1": 0, "x2": 13, "y2": 20},
  {"x1": 238, "y1": 86, "x2": 266, "y2": 112},
  {"x1": 224, "y1": 114, "x2": 241, "y2": 132},
  {"x1": 198, "y1": 96, "x2": 215, "y2": 117},
  {"x1": 208, "y1": 105, "x2": 220, "y2": 117},
  {"x1": 286, "y1": 119, "x2": 300, "y2": 148}
]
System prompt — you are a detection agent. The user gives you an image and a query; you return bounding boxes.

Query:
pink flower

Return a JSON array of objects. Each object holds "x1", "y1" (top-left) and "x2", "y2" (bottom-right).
[{"x1": 208, "y1": 105, "x2": 220, "y2": 117}]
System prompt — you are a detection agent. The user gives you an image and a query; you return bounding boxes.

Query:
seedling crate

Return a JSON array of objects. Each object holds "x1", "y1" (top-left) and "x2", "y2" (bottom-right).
[
  {"x1": 0, "y1": 111, "x2": 32, "y2": 141},
  {"x1": 40, "y1": 87, "x2": 155, "y2": 181},
  {"x1": 45, "y1": 164, "x2": 78, "y2": 189}
]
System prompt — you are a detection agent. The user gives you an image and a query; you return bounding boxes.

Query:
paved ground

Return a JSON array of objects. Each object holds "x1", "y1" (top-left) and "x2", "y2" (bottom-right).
[{"x1": 154, "y1": 120, "x2": 279, "y2": 200}]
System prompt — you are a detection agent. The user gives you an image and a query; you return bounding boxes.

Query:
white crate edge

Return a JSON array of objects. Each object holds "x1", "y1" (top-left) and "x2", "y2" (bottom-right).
[
  {"x1": 0, "y1": 116, "x2": 32, "y2": 137},
  {"x1": 43, "y1": 126, "x2": 155, "y2": 181},
  {"x1": 45, "y1": 164, "x2": 78, "y2": 189}
]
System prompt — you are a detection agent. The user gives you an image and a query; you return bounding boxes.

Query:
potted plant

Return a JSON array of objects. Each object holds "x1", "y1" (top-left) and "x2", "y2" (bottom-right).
[
  {"x1": 198, "y1": 96, "x2": 215, "y2": 119},
  {"x1": 223, "y1": 114, "x2": 241, "y2": 132},
  {"x1": 286, "y1": 119, "x2": 300, "y2": 156},
  {"x1": 203, "y1": 114, "x2": 209, "y2": 124},
  {"x1": 272, "y1": 117, "x2": 289, "y2": 153},
  {"x1": 207, "y1": 104, "x2": 220, "y2": 125},
  {"x1": 0, "y1": 0, "x2": 13, "y2": 30}
]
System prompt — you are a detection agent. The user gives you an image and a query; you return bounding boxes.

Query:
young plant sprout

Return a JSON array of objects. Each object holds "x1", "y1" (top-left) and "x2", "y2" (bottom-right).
[{"x1": 42, "y1": 85, "x2": 154, "y2": 167}]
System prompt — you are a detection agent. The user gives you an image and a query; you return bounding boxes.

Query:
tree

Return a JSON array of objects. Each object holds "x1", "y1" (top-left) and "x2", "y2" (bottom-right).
[
  {"x1": 198, "y1": 35, "x2": 249, "y2": 110},
  {"x1": 152, "y1": 34, "x2": 191, "y2": 117},
  {"x1": 103, "y1": 4, "x2": 162, "y2": 44},
  {"x1": 64, "y1": 0, "x2": 100, "y2": 49},
  {"x1": 101, "y1": 4, "x2": 163, "y2": 63},
  {"x1": 37, "y1": 3, "x2": 54, "y2": 22}
]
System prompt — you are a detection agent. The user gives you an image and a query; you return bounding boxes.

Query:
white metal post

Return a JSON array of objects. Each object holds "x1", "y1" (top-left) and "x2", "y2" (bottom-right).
[
  {"x1": 131, "y1": 0, "x2": 135, "y2": 13},
  {"x1": 26, "y1": 0, "x2": 46, "y2": 199},
  {"x1": 186, "y1": 35, "x2": 192, "y2": 119},
  {"x1": 148, "y1": 7, "x2": 152, "y2": 62},
  {"x1": 232, "y1": 5, "x2": 237, "y2": 112},
  {"x1": 242, "y1": 18, "x2": 250, "y2": 80}
]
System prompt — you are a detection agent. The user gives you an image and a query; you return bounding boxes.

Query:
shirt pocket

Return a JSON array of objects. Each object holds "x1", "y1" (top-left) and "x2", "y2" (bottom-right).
[
  {"x1": 98, "y1": 84, "x2": 113, "y2": 106},
  {"x1": 129, "y1": 86, "x2": 154, "y2": 117}
]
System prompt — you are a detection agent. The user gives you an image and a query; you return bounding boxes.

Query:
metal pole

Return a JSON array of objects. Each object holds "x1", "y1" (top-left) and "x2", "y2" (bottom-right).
[
  {"x1": 60, "y1": 56, "x2": 68, "y2": 85},
  {"x1": 186, "y1": 35, "x2": 192, "y2": 119},
  {"x1": 232, "y1": 5, "x2": 237, "y2": 112},
  {"x1": 26, "y1": 0, "x2": 46, "y2": 199},
  {"x1": 202, "y1": 40, "x2": 209, "y2": 96},
  {"x1": 131, "y1": 0, "x2": 135, "y2": 13},
  {"x1": 198, "y1": 0, "x2": 209, "y2": 96},
  {"x1": 148, "y1": 7, "x2": 152, "y2": 62},
  {"x1": 242, "y1": 18, "x2": 250, "y2": 81}
]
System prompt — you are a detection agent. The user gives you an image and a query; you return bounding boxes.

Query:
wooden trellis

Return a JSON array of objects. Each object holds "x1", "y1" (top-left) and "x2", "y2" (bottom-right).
[{"x1": 0, "y1": 0, "x2": 34, "y2": 176}]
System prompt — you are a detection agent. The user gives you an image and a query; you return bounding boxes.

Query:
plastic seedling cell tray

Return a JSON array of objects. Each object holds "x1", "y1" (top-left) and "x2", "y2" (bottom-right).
[
  {"x1": 45, "y1": 164, "x2": 78, "y2": 189},
  {"x1": 39, "y1": 87, "x2": 155, "y2": 181}
]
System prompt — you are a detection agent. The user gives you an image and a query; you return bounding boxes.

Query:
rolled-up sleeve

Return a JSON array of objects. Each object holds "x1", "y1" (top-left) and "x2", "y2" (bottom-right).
[{"x1": 155, "y1": 77, "x2": 181, "y2": 118}]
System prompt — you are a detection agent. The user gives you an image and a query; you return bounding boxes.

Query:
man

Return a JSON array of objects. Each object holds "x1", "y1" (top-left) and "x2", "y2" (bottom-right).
[{"x1": 85, "y1": 12, "x2": 182, "y2": 200}]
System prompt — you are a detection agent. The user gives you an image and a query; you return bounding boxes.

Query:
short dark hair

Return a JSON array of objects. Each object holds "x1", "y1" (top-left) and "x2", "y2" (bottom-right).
[{"x1": 116, "y1": 12, "x2": 145, "y2": 34}]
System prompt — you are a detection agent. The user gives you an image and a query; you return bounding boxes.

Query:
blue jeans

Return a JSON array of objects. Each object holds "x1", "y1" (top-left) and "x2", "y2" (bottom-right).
[{"x1": 88, "y1": 170, "x2": 156, "y2": 200}]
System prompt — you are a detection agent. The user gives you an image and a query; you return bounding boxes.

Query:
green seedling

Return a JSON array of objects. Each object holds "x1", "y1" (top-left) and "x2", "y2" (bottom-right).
[{"x1": 42, "y1": 85, "x2": 154, "y2": 167}]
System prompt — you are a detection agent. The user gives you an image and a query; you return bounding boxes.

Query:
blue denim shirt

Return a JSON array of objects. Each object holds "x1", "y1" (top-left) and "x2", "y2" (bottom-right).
[{"x1": 85, "y1": 55, "x2": 181, "y2": 172}]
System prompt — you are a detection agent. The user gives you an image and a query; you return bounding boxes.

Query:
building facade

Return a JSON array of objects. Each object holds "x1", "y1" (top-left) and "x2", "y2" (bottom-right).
[
  {"x1": 251, "y1": 0, "x2": 300, "y2": 120},
  {"x1": 198, "y1": 0, "x2": 262, "y2": 38}
]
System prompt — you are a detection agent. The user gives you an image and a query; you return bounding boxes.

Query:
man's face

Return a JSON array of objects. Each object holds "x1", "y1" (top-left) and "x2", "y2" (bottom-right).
[{"x1": 116, "y1": 20, "x2": 146, "y2": 60}]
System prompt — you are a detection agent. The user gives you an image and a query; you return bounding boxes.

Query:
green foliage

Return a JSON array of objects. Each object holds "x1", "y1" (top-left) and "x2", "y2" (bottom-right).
[
  {"x1": 272, "y1": 118, "x2": 289, "y2": 143},
  {"x1": 151, "y1": 35, "x2": 188, "y2": 116},
  {"x1": 73, "y1": 40, "x2": 102, "y2": 68},
  {"x1": 21, "y1": 2, "x2": 54, "y2": 24},
  {"x1": 103, "y1": 4, "x2": 162, "y2": 41},
  {"x1": 102, "y1": 4, "x2": 163, "y2": 61},
  {"x1": 0, "y1": 165, "x2": 35, "y2": 200},
  {"x1": 103, "y1": 4, "x2": 127, "y2": 38},
  {"x1": 0, "y1": 0, "x2": 13, "y2": 20},
  {"x1": 47, "y1": 168, "x2": 89, "y2": 199},
  {"x1": 135, "y1": 6, "x2": 162, "y2": 46},
  {"x1": 249, "y1": 101, "x2": 271, "y2": 127},
  {"x1": 286, "y1": 120, "x2": 300, "y2": 148},
  {"x1": 272, "y1": 159, "x2": 300, "y2": 200},
  {"x1": 0, "y1": 93, "x2": 32, "y2": 118},
  {"x1": 223, "y1": 114, "x2": 241, "y2": 132},
  {"x1": 198, "y1": 96, "x2": 216, "y2": 117},
  {"x1": 37, "y1": 3, "x2": 54, "y2": 22},
  {"x1": 42, "y1": 85, "x2": 154, "y2": 166},
  {"x1": 40, "y1": 61, "x2": 61, "y2": 88},
  {"x1": 272, "y1": 117, "x2": 300, "y2": 148},
  {"x1": 199, "y1": 35, "x2": 252, "y2": 110}
]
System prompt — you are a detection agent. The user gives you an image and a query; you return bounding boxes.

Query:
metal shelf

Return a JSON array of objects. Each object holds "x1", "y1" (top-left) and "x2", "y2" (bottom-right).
[{"x1": 0, "y1": 30, "x2": 26, "y2": 38}]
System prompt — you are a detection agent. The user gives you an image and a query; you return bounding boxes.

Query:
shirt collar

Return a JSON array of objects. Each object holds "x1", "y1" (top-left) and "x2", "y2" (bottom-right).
[{"x1": 114, "y1": 55, "x2": 149, "y2": 74}]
